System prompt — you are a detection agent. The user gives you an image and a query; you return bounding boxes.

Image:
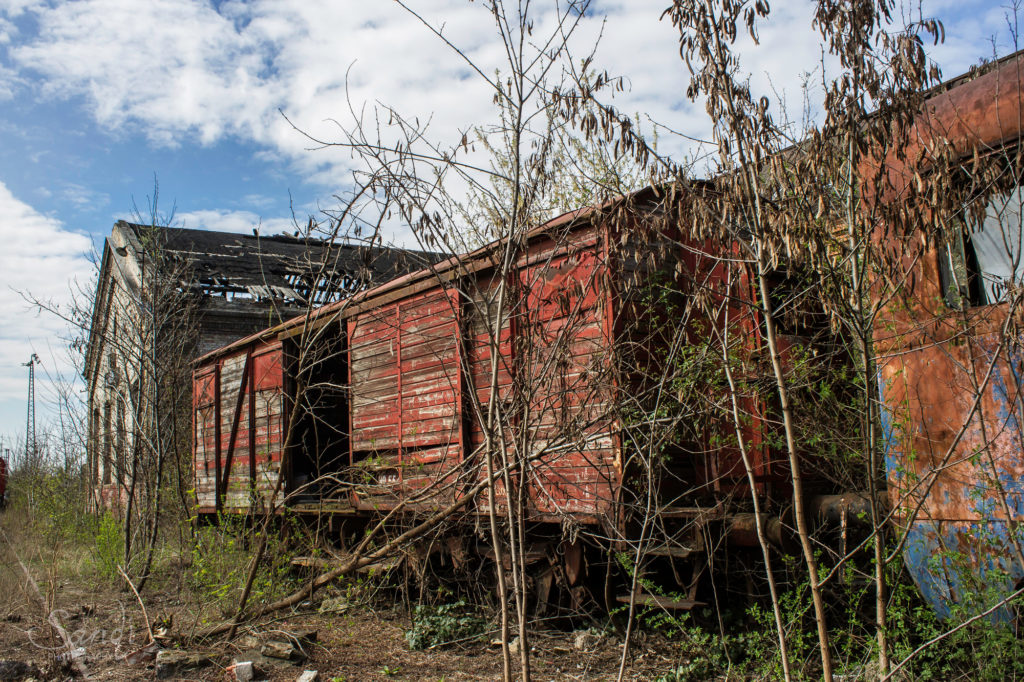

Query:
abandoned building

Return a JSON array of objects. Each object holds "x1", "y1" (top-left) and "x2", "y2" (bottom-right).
[{"x1": 84, "y1": 220, "x2": 441, "y2": 511}]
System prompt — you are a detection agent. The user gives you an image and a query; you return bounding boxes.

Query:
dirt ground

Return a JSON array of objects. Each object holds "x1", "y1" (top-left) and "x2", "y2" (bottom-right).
[{"x1": 0, "y1": 562, "x2": 685, "y2": 681}]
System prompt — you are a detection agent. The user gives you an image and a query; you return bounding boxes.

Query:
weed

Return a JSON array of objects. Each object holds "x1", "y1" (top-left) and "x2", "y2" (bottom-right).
[
  {"x1": 186, "y1": 513, "x2": 305, "y2": 619},
  {"x1": 405, "y1": 600, "x2": 487, "y2": 650},
  {"x1": 92, "y1": 512, "x2": 122, "y2": 582}
]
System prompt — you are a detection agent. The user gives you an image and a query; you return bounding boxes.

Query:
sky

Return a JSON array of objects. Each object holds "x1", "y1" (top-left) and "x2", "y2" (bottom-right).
[{"x1": 0, "y1": 0, "x2": 1015, "y2": 451}]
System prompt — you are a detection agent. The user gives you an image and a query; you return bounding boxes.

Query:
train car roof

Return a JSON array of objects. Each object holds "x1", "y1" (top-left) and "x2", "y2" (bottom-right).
[{"x1": 192, "y1": 185, "x2": 672, "y2": 365}]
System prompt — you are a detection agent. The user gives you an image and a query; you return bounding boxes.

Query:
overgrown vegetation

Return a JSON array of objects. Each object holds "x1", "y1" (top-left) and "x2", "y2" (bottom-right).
[
  {"x1": 5, "y1": 2, "x2": 1024, "y2": 681},
  {"x1": 404, "y1": 600, "x2": 489, "y2": 650}
]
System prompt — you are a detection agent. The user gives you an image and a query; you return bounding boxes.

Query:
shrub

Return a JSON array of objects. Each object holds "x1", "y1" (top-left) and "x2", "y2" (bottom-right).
[
  {"x1": 92, "y1": 512, "x2": 123, "y2": 582},
  {"x1": 187, "y1": 514, "x2": 303, "y2": 619}
]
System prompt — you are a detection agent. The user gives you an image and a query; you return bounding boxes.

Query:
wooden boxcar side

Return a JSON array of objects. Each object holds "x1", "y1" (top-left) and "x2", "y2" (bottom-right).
[
  {"x1": 348, "y1": 288, "x2": 464, "y2": 510},
  {"x1": 345, "y1": 219, "x2": 617, "y2": 519},
  {"x1": 193, "y1": 340, "x2": 286, "y2": 515},
  {"x1": 510, "y1": 226, "x2": 617, "y2": 517},
  {"x1": 192, "y1": 190, "x2": 829, "y2": 543}
]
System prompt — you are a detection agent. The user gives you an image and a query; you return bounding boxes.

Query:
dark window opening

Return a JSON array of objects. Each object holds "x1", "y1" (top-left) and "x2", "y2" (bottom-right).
[
  {"x1": 92, "y1": 407, "x2": 101, "y2": 485},
  {"x1": 102, "y1": 401, "x2": 112, "y2": 485},
  {"x1": 116, "y1": 400, "x2": 126, "y2": 479},
  {"x1": 764, "y1": 269, "x2": 830, "y2": 339}
]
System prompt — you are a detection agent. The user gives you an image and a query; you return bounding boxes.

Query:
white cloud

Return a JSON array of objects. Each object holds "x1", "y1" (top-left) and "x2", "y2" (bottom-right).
[
  {"x1": 62, "y1": 183, "x2": 109, "y2": 210},
  {"x1": 175, "y1": 208, "x2": 296, "y2": 236},
  {"x1": 0, "y1": 180, "x2": 93, "y2": 434},
  {"x1": 240, "y1": 193, "x2": 275, "y2": 210},
  {"x1": 4, "y1": 2, "x2": 693, "y2": 177},
  {"x1": 5, "y1": 0, "x2": 1004, "y2": 192}
]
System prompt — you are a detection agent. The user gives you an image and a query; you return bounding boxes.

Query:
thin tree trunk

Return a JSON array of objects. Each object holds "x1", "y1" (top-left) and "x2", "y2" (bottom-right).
[
  {"x1": 756, "y1": 247, "x2": 833, "y2": 680},
  {"x1": 717, "y1": 270, "x2": 793, "y2": 682},
  {"x1": 484, "y1": 275, "x2": 514, "y2": 682}
]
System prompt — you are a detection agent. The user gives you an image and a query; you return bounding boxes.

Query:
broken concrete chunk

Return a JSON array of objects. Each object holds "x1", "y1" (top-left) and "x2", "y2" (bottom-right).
[
  {"x1": 261, "y1": 640, "x2": 297, "y2": 660},
  {"x1": 236, "y1": 635, "x2": 261, "y2": 650},
  {"x1": 230, "y1": 660, "x2": 254, "y2": 682},
  {"x1": 296, "y1": 672, "x2": 319, "y2": 682},
  {"x1": 318, "y1": 597, "x2": 351, "y2": 613},
  {"x1": 55, "y1": 647, "x2": 86, "y2": 665},
  {"x1": 155, "y1": 650, "x2": 211, "y2": 679},
  {"x1": 573, "y1": 630, "x2": 602, "y2": 651}
]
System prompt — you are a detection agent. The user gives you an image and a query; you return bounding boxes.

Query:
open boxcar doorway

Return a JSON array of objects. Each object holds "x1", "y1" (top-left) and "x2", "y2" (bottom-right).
[{"x1": 283, "y1": 318, "x2": 349, "y2": 505}]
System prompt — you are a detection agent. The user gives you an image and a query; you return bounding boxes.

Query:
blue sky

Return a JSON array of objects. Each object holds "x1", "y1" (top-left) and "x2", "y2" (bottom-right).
[{"x1": 0, "y1": 0, "x2": 1014, "y2": 448}]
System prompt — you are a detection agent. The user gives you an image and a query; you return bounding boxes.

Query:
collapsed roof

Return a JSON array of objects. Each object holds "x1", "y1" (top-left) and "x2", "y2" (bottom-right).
[{"x1": 117, "y1": 221, "x2": 446, "y2": 306}]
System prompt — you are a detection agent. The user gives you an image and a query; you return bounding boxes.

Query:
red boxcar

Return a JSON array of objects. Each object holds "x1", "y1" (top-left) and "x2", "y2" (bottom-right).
[{"x1": 193, "y1": 188, "x2": 828, "y2": 607}]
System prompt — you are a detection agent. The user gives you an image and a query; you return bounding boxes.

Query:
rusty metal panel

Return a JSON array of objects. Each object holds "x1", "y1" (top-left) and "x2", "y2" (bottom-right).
[
  {"x1": 879, "y1": 327, "x2": 1024, "y2": 617},
  {"x1": 870, "y1": 54, "x2": 1024, "y2": 618}
]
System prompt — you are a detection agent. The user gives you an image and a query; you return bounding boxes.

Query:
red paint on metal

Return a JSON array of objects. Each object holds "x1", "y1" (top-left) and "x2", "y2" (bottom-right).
[{"x1": 865, "y1": 53, "x2": 1024, "y2": 613}]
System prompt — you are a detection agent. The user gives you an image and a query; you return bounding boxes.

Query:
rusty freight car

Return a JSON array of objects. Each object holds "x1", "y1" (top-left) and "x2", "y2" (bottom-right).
[
  {"x1": 870, "y1": 52, "x2": 1024, "y2": 619},
  {"x1": 193, "y1": 187, "x2": 837, "y2": 607}
]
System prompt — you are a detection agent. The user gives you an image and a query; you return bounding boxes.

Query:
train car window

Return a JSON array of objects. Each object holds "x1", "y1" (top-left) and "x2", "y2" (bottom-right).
[
  {"x1": 116, "y1": 400, "x2": 126, "y2": 477},
  {"x1": 765, "y1": 269, "x2": 828, "y2": 337},
  {"x1": 939, "y1": 229, "x2": 984, "y2": 308},
  {"x1": 970, "y1": 185, "x2": 1024, "y2": 304},
  {"x1": 941, "y1": 186, "x2": 1024, "y2": 308}
]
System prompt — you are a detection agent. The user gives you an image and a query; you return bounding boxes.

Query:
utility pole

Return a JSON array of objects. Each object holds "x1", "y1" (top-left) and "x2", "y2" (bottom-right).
[{"x1": 23, "y1": 353, "x2": 39, "y2": 469}]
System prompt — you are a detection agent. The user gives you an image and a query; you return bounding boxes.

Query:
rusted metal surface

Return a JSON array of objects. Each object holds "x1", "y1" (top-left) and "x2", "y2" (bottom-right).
[{"x1": 871, "y1": 53, "x2": 1024, "y2": 617}]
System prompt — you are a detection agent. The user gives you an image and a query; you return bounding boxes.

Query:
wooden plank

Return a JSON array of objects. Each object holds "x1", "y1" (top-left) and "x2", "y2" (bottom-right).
[{"x1": 219, "y1": 351, "x2": 252, "y2": 505}]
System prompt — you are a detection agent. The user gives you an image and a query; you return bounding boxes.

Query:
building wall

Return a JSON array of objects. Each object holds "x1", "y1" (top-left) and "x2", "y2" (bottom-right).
[{"x1": 84, "y1": 222, "x2": 423, "y2": 513}]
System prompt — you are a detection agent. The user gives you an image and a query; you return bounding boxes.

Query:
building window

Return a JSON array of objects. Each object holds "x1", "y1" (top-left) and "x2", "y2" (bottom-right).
[
  {"x1": 116, "y1": 400, "x2": 126, "y2": 478},
  {"x1": 103, "y1": 401, "x2": 112, "y2": 485},
  {"x1": 92, "y1": 407, "x2": 101, "y2": 485}
]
